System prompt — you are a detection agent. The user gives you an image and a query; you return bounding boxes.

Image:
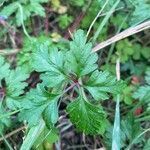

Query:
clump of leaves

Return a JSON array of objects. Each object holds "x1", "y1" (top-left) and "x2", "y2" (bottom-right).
[
  {"x1": 58, "y1": 14, "x2": 73, "y2": 29},
  {"x1": 0, "y1": 30, "x2": 125, "y2": 149},
  {"x1": 28, "y1": 30, "x2": 125, "y2": 134},
  {"x1": 0, "y1": 56, "x2": 29, "y2": 133},
  {"x1": 111, "y1": 39, "x2": 150, "y2": 63},
  {"x1": 11, "y1": 30, "x2": 124, "y2": 134},
  {"x1": 0, "y1": 0, "x2": 48, "y2": 26},
  {"x1": 17, "y1": 35, "x2": 69, "y2": 73}
]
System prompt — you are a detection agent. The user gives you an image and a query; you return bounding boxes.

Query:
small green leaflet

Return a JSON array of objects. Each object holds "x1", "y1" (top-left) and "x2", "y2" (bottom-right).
[
  {"x1": 133, "y1": 70, "x2": 150, "y2": 102},
  {"x1": 17, "y1": 36, "x2": 52, "y2": 73},
  {"x1": 121, "y1": 114, "x2": 141, "y2": 143},
  {"x1": 84, "y1": 70, "x2": 125, "y2": 100},
  {"x1": 66, "y1": 29, "x2": 98, "y2": 77},
  {"x1": 19, "y1": 85, "x2": 60, "y2": 127},
  {"x1": 6, "y1": 67, "x2": 29, "y2": 97},
  {"x1": 133, "y1": 86, "x2": 150, "y2": 102},
  {"x1": 5, "y1": 67, "x2": 29, "y2": 109},
  {"x1": 67, "y1": 96, "x2": 108, "y2": 135},
  {"x1": 58, "y1": 14, "x2": 73, "y2": 29},
  {"x1": 32, "y1": 44, "x2": 67, "y2": 88},
  {"x1": 129, "y1": 0, "x2": 150, "y2": 25},
  {"x1": 0, "y1": 2, "x2": 18, "y2": 17},
  {"x1": 0, "y1": 56, "x2": 29, "y2": 109}
]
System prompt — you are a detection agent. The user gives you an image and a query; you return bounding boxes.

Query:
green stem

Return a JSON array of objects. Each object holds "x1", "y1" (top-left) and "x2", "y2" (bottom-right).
[
  {"x1": 0, "y1": 109, "x2": 22, "y2": 119},
  {"x1": 78, "y1": 78, "x2": 88, "y2": 101},
  {"x1": 86, "y1": 0, "x2": 109, "y2": 37},
  {"x1": 112, "y1": 58, "x2": 121, "y2": 150},
  {"x1": 106, "y1": 14, "x2": 129, "y2": 64},
  {"x1": 92, "y1": 0, "x2": 120, "y2": 44},
  {"x1": 16, "y1": 3, "x2": 31, "y2": 39}
]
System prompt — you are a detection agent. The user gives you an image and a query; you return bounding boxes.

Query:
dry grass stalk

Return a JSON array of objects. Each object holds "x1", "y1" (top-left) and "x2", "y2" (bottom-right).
[{"x1": 92, "y1": 20, "x2": 150, "y2": 52}]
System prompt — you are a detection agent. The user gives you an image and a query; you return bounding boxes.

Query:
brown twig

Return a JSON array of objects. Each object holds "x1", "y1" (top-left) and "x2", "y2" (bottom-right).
[
  {"x1": 0, "y1": 126, "x2": 26, "y2": 142},
  {"x1": 92, "y1": 20, "x2": 150, "y2": 52}
]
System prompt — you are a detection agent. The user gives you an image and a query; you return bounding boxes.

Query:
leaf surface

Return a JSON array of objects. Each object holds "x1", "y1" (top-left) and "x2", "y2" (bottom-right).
[
  {"x1": 85, "y1": 70, "x2": 125, "y2": 100},
  {"x1": 67, "y1": 96, "x2": 107, "y2": 134},
  {"x1": 66, "y1": 30, "x2": 98, "y2": 77}
]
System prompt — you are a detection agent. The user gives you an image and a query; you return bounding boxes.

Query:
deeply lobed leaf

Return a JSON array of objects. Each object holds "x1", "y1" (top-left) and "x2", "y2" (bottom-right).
[
  {"x1": 66, "y1": 30, "x2": 98, "y2": 77},
  {"x1": 32, "y1": 44, "x2": 67, "y2": 88},
  {"x1": 84, "y1": 70, "x2": 125, "y2": 100},
  {"x1": 19, "y1": 85, "x2": 60, "y2": 127},
  {"x1": 67, "y1": 96, "x2": 108, "y2": 135}
]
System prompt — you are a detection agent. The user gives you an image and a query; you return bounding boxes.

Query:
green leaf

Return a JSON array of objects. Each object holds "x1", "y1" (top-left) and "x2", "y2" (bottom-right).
[
  {"x1": 33, "y1": 126, "x2": 59, "y2": 149},
  {"x1": 116, "y1": 39, "x2": 134, "y2": 63},
  {"x1": 20, "y1": 119, "x2": 45, "y2": 150},
  {"x1": 0, "y1": 2, "x2": 18, "y2": 17},
  {"x1": 30, "y1": 2, "x2": 46, "y2": 17},
  {"x1": 0, "y1": 102, "x2": 11, "y2": 133},
  {"x1": 85, "y1": 70, "x2": 125, "y2": 100},
  {"x1": 6, "y1": 67, "x2": 29, "y2": 97},
  {"x1": 66, "y1": 30, "x2": 98, "y2": 77},
  {"x1": 141, "y1": 47, "x2": 150, "y2": 59},
  {"x1": 58, "y1": 14, "x2": 73, "y2": 29},
  {"x1": 5, "y1": 67, "x2": 29, "y2": 109},
  {"x1": 112, "y1": 95, "x2": 120, "y2": 150},
  {"x1": 133, "y1": 86, "x2": 150, "y2": 102},
  {"x1": 17, "y1": 36, "x2": 52, "y2": 73},
  {"x1": 133, "y1": 70, "x2": 150, "y2": 102},
  {"x1": 15, "y1": 4, "x2": 31, "y2": 26},
  {"x1": 32, "y1": 44, "x2": 67, "y2": 87},
  {"x1": 0, "y1": 0, "x2": 47, "y2": 26},
  {"x1": 130, "y1": 0, "x2": 150, "y2": 25},
  {"x1": 67, "y1": 96, "x2": 108, "y2": 135},
  {"x1": 19, "y1": 85, "x2": 60, "y2": 127},
  {"x1": 122, "y1": 86, "x2": 134, "y2": 105},
  {"x1": 43, "y1": 100, "x2": 58, "y2": 128},
  {"x1": 121, "y1": 114, "x2": 142, "y2": 144}
]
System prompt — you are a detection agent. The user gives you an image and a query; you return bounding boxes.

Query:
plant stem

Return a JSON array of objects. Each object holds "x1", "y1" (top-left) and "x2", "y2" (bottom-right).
[
  {"x1": 0, "y1": 109, "x2": 22, "y2": 119},
  {"x1": 63, "y1": 82, "x2": 77, "y2": 94},
  {"x1": 86, "y1": 0, "x2": 109, "y2": 38},
  {"x1": 106, "y1": 14, "x2": 129, "y2": 64},
  {"x1": 92, "y1": 0, "x2": 120, "y2": 44},
  {"x1": 112, "y1": 58, "x2": 121, "y2": 150},
  {"x1": 78, "y1": 78, "x2": 87, "y2": 101},
  {"x1": 16, "y1": 3, "x2": 31, "y2": 39}
]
